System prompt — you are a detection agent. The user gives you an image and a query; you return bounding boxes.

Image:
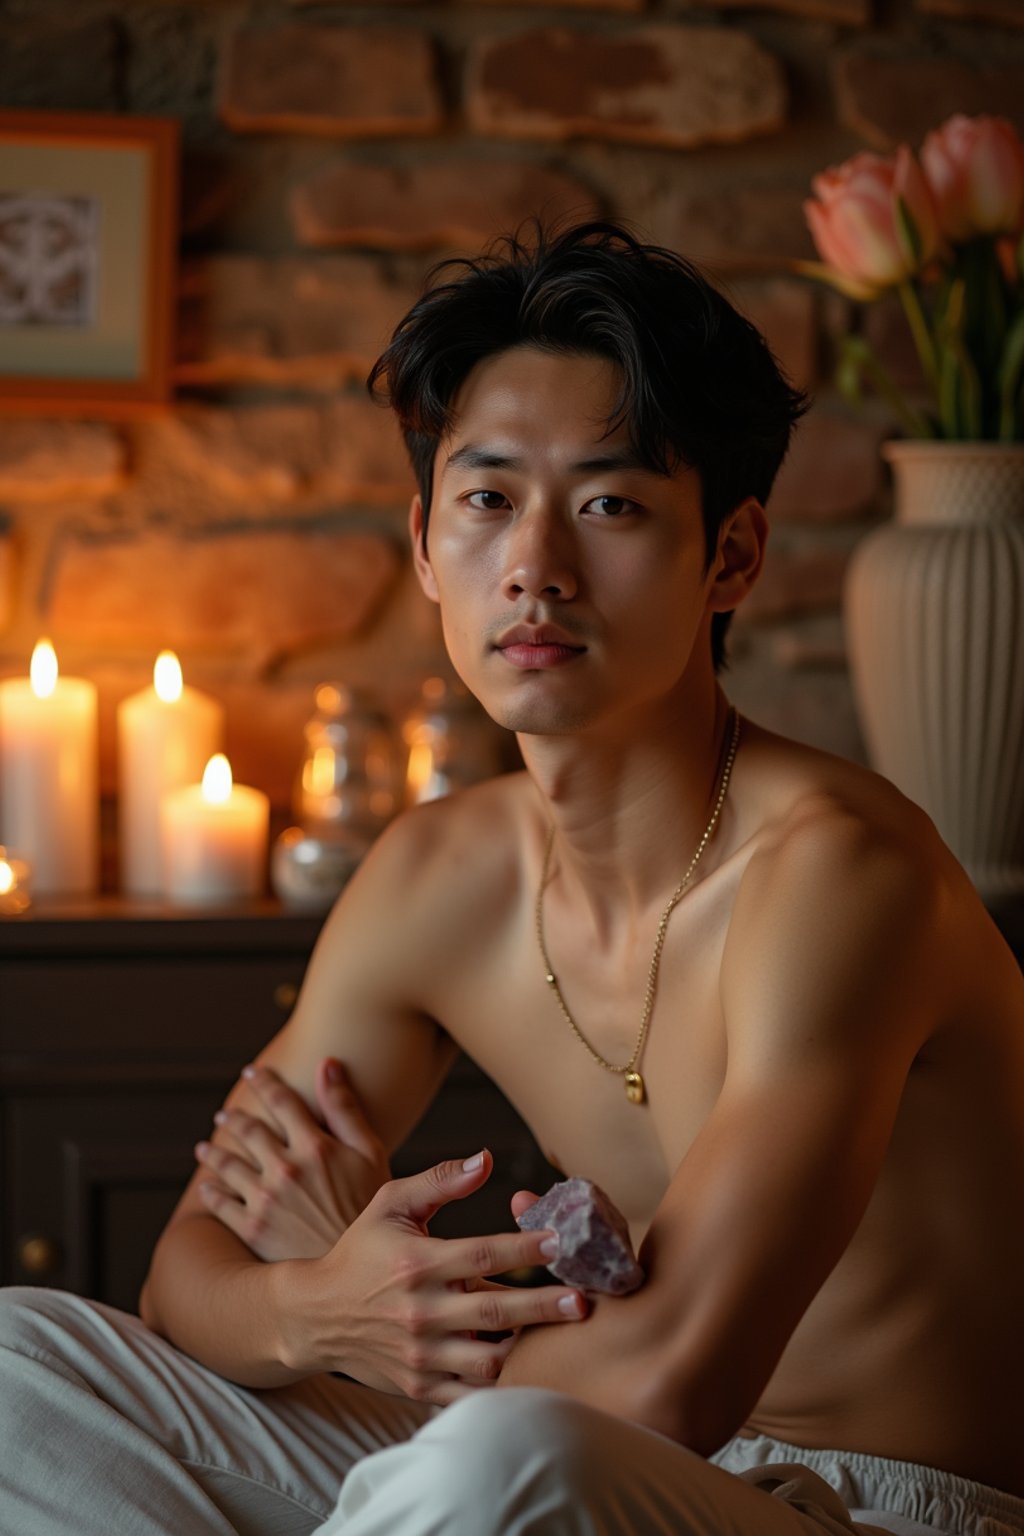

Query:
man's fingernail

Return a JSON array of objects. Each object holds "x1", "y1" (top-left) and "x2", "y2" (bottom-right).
[
  {"x1": 213, "y1": 1111, "x2": 227, "y2": 1126},
  {"x1": 539, "y1": 1235, "x2": 559, "y2": 1260},
  {"x1": 241, "y1": 1064, "x2": 256, "y2": 1079},
  {"x1": 462, "y1": 1151, "x2": 485, "y2": 1172},
  {"x1": 325, "y1": 1058, "x2": 343, "y2": 1084},
  {"x1": 559, "y1": 1293, "x2": 584, "y2": 1317},
  {"x1": 195, "y1": 1141, "x2": 210, "y2": 1157}
]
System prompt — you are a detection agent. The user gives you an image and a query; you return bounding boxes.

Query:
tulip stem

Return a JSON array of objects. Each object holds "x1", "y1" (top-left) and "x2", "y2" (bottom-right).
[
  {"x1": 840, "y1": 336, "x2": 933, "y2": 439},
  {"x1": 898, "y1": 280, "x2": 940, "y2": 396},
  {"x1": 997, "y1": 307, "x2": 1024, "y2": 442}
]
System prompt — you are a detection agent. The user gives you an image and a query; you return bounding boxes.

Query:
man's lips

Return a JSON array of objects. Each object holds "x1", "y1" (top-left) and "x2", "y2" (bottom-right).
[
  {"x1": 493, "y1": 627, "x2": 587, "y2": 670},
  {"x1": 498, "y1": 642, "x2": 584, "y2": 669}
]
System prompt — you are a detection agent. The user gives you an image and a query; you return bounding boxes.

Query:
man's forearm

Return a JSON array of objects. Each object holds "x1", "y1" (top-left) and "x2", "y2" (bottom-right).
[
  {"x1": 497, "y1": 1302, "x2": 727, "y2": 1454},
  {"x1": 140, "y1": 1213, "x2": 311, "y2": 1388},
  {"x1": 498, "y1": 1301, "x2": 647, "y2": 1418}
]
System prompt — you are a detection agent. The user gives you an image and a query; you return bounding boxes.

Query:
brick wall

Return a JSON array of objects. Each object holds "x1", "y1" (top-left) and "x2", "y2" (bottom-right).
[{"x1": 1, "y1": 0, "x2": 1022, "y2": 831}]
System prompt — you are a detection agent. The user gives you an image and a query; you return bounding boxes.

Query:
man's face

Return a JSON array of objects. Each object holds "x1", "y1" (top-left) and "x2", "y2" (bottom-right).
[{"x1": 412, "y1": 345, "x2": 727, "y2": 739}]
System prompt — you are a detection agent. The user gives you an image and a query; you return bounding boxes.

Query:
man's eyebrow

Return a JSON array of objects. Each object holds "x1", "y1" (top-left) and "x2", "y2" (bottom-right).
[
  {"x1": 573, "y1": 451, "x2": 662, "y2": 475},
  {"x1": 444, "y1": 445, "x2": 523, "y2": 473},
  {"x1": 443, "y1": 444, "x2": 663, "y2": 476}
]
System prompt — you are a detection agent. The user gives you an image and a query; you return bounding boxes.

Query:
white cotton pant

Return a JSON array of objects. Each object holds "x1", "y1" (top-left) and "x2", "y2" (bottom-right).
[
  {"x1": 317, "y1": 1397, "x2": 1024, "y2": 1536},
  {"x1": 2, "y1": 1287, "x2": 1023, "y2": 1536}
]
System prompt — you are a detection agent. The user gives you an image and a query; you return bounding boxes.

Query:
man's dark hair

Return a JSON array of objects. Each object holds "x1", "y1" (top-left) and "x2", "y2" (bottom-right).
[{"x1": 369, "y1": 220, "x2": 809, "y2": 671}]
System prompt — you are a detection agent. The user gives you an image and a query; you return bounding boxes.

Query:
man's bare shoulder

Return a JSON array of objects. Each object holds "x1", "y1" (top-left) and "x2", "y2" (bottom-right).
[
  {"x1": 366, "y1": 768, "x2": 535, "y2": 912},
  {"x1": 318, "y1": 770, "x2": 537, "y2": 985},
  {"x1": 725, "y1": 719, "x2": 1019, "y2": 1040},
  {"x1": 737, "y1": 719, "x2": 954, "y2": 883}
]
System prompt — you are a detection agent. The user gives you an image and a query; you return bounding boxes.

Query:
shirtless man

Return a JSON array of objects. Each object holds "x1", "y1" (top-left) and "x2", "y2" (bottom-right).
[{"x1": 2, "y1": 222, "x2": 1023, "y2": 1536}]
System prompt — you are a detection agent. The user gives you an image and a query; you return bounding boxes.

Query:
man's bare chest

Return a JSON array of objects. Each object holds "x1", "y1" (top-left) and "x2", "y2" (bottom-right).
[{"x1": 434, "y1": 889, "x2": 734, "y2": 1238}]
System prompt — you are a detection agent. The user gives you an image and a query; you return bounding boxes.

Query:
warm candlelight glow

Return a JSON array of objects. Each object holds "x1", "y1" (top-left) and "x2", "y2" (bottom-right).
[
  {"x1": 29, "y1": 639, "x2": 58, "y2": 700},
  {"x1": 161, "y1": 756, "x2": 269, "y2": 904},
  {"x1": 202, "y1": 753, "x2": 233, "y2": 804},
  {"x1": 0, "y1": 846, "x2": 32, "y2": 913},
  {"x1": 0, "y1": 650, "x2": 97, "y2": 894},
  {"x1": 118, "y1": 656, "x2": 224, "y2": 896},
  {"x1": 405, "y1": 740, "x2": 434, "y2": 799},
  {"x1": 304, "y1": 745, "x2": 337, "y2": 800},
  {"x1": 154, "y1": 650, "x2": 183, "y2": 704}
]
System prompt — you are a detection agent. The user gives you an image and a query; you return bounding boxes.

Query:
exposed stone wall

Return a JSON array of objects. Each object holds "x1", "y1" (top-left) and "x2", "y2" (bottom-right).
[{"x1": 1, "y1": 0, "x2": 1021, "y2": 829}]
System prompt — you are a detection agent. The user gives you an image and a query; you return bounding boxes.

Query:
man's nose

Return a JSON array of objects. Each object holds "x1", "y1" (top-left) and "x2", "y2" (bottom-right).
[{"x1": 500, "y1": 508, "x2": 578, "y2": 602}]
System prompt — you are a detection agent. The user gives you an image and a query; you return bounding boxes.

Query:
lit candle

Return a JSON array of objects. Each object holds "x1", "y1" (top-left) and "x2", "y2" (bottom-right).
[
  {"x1": 0, "y1": 847, "x2": 31, "y2": 914},
  {"x1": 160, "y1": 754, "x2": 269, "y2": 904},
  {"x1": 0, "y1": 639, "x2": 98, "y2": 895},
  {"x1": 117, "y1": 651, "x2": 225, "y2": 896}
]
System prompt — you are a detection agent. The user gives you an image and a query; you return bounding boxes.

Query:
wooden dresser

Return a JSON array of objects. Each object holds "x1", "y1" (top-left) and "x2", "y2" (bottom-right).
[{"x1": 0, "y1": 900, "x2": 551, "y2": 1313}]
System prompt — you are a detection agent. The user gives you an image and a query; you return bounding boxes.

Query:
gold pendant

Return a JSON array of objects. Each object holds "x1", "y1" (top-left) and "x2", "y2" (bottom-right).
[{"x1": 624, "y1": 1070, "x2": 645, "y2": 1104}]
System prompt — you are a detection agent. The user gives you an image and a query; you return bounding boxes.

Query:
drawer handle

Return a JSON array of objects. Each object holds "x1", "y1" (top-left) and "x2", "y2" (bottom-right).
[
  {"x1": 17, "y1": 1234, "x2": 61, "y2": 1276},
  {"x1": 273, "y1": 981, "x2": 299, "y2": 1012}
]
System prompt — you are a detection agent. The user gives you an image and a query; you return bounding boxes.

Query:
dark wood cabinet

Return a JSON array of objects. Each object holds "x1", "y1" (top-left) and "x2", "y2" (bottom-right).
[{"x1": 0, "y1": 901, "x2": 551, "y2": 1313}]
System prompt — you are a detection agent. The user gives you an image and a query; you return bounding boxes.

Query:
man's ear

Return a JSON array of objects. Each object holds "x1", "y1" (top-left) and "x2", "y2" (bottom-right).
[
  {"x1": 707, "y1": 497, "x2": 768, "y2": 614},
  {"x1": 409, "y1": 494, "x2": 440, "y2": 604}
]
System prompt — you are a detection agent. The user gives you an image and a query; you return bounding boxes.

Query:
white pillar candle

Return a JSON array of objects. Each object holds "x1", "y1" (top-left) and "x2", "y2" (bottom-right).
[
  {"x1": 117, "y1": 652, "x2": 224, "y2": 897},
  {"x1": 160, "y1": 754, "x2": 269, "y2": 904},
  {"x1": 0, "y1": 639, "x2": 98, "y2": 895}
]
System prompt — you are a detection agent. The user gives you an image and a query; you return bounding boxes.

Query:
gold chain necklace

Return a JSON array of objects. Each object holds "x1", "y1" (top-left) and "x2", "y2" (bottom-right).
[{"x1": 535, "y1": 706, "x2": 741, "y2": 1106}]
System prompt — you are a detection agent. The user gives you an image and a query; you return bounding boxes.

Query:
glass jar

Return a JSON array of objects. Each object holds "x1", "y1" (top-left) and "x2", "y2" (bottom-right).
[
  {"x1": 402, "y1": 676, "x2": 504, "y2": 807},
  {"x1": 293, "y1": 683, "x2": 400, "y2": 850}
]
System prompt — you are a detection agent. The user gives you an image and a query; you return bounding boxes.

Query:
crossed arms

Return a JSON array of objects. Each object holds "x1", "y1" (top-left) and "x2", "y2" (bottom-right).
[
  {"x1": 141, "y1": 799, "x2": 939, "y2": 1452},
  {"x1": 141, "y1": 807, "x2": 590, "y2": 1397}
]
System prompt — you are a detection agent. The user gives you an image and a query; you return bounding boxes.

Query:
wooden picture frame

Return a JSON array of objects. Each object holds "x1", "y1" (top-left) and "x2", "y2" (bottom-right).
[{"x1": 0, "y1": 110, "x2": 179, "y2": 417}]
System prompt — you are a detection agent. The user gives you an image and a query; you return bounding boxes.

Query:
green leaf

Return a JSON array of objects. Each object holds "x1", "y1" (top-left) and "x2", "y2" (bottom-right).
[
  {"x1": 943, "y1": 275, "x2": 966, "y2": 335},
  {"x1": 895, "y1": 196, "x2": 922, "y2": 269},
  {"x1": 789, "y1": 258, "x2": 883, "y2": 302},
  {"x1": 938, "y1": 343, "x2": 963, "y2": 439},
  {"x1": 934, "y1": 281, "x2": 963, "y2": 436},
  {"x1": 897, "y1": 279, "x2": 941, "y2": 396},
  {"x1": 836, "y1": 344, "x2": 865, "y2": 408},
  {"x1": 936, "y1": 274, "x2": 985, "y2": 437},
  {"x1": 838, "y1": 335, "x2": 933, "y2": 438},
  {"x1": 997, "y1": 307, "x2": 1024, "y2": 441}
]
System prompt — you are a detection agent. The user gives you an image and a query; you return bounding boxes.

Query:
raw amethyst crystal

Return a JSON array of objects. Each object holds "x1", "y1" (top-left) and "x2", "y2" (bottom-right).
[{"x1": 516, "y1": 1177, "x2": 644, "y2": 1295}]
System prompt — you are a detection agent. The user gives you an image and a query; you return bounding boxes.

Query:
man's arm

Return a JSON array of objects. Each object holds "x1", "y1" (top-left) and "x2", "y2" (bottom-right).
[
  {"x1": 498, "y1": 805, "x2": 942, "y2": 1452},
  {"x1": 140, "y1": 804, "x2": 585, "y2": 1396},
  {"x1": 139, "y1": 812, "x2": 458, "y2": 1381},
  {"x1": 193, "y1": 1056, "x2": 394, "y2": 1263}
]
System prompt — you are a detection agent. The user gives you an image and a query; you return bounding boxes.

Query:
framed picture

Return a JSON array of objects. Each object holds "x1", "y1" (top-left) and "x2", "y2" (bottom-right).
[{"x1": 0, "y1": 110, "x2": 178, "y2": 416}]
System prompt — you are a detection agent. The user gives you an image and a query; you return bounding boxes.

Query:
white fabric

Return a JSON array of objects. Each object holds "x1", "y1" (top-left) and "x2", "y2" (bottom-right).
[
  {"x1": 3, "y1": 1287, "x2": 1022, "y2": 1536},
  {"x1": 313, "y1": 1387, "x2": 862, "y2": 1536},
  {"x1": 714, "y1": 1433, "x2": 1024, "y2": 1536},
  {"x1": 0, "y1": 1286, "x2": 432, "y2": 1536}
]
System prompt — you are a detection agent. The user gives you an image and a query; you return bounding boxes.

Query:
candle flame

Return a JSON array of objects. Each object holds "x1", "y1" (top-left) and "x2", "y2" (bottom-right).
[
  {"x1": 30, "y1": 639, "x2": 58, "y2": 699},
  {"x1": 202, "y1": 753, "x2": 233, "y2": 804},
  {"x1": 0, "y1": 859, "x2": 13, "y2": 896},
  {"x1": 154, "y1": 650, "x2": 183, "y2": 703}
]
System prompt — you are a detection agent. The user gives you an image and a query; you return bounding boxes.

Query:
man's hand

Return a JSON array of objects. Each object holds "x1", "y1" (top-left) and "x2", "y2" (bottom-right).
[
  {"x1": 195, "y1": 1059, "x2": 389, "y2": 1261},
  {"x1": 276, "y1": 1150, "x2": 588, "y2": 1405}
]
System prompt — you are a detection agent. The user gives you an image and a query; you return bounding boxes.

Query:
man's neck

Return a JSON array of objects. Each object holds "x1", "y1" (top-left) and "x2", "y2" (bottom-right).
[{"x1": 516, "y1": 685, "x2": 735, "y2": 941}]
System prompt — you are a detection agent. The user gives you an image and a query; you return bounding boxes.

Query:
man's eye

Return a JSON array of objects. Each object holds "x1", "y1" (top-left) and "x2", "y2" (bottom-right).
[
  {"x1": 583, "y1": 495, "x2": 635, "y2": 517},
  {"x1": 466, "y1": 490, "x2": 507, "y2": 510}
]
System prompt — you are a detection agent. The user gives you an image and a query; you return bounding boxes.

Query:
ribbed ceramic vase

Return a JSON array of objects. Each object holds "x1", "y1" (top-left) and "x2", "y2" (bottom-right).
[{"x1": 844, "y1": 440, "x2": 1024, "y2": 900}]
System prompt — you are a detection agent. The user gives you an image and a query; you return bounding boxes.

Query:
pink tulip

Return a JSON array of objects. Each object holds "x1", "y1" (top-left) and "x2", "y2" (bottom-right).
[
  {"x1": 804, "y1": 147, "x2": 941, "y2": 296},
  {"x1": 921, "y1": 114, "x2": 1024, "y2": 241}
]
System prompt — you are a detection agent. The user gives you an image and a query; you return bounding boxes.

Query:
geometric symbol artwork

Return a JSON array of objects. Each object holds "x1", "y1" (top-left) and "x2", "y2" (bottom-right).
[{"x1": 0, "y1": 192, "x2": 99, "y2": 327}]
